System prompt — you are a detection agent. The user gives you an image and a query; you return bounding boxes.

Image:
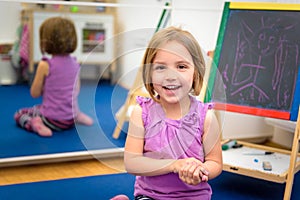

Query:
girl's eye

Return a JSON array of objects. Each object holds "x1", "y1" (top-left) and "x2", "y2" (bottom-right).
[
  {"x1": 154, "y1": 65, "x2": 166, "y2": 71},
  {"x1": 177, "y1": 64, "x2": 187, "y2": 71}
]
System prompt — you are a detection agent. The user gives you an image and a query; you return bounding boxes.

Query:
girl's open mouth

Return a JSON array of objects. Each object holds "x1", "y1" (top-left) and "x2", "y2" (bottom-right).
[{"x1": 162, "y1": 85, "x2": 181, "y2": 90}]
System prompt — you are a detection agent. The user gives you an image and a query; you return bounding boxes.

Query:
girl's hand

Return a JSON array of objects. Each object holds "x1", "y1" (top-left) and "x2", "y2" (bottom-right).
[{"x1": 171, "y1": 158, "x2": 209, "y2": 185}]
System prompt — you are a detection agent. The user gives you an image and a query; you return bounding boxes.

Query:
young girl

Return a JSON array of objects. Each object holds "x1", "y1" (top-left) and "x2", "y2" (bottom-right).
[
  {"x1": 123, "y1": 26, "x2": 222, "y2": 200},
  {"x1": 14, "y1": 17, "x2": 93, "y2": 137}
]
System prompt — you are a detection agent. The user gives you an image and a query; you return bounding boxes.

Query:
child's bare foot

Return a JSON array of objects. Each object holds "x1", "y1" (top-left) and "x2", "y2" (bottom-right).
[
  {"x1": 75, "y1": 112, "x2": 93, "y2": 126},
  {"x1": 31, "y1": 117, "x2": 52, "y2": 137},
  {"x1": 110, "y1": 194, "x2": 129, "y2": 200}
]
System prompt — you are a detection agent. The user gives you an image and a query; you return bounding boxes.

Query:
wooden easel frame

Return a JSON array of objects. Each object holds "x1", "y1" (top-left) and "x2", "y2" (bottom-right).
[
  {"x1": 284, "y1": 112, "x2": 300, "y2": 199},
  {"x1": 112, "y1": 66, "x2": 148, "y2": 139}
]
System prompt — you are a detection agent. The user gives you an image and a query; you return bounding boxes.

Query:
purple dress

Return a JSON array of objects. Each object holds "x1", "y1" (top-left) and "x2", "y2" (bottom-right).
[
  {"x1": 14, "y1": 55, "x2": 80, "y2": 132},
  {"x1": 134, "y1": 96, "x2": 213, "y2": 200},
  {"x1": 40, "y1": 55, "x2": 80, "y2": 120}
]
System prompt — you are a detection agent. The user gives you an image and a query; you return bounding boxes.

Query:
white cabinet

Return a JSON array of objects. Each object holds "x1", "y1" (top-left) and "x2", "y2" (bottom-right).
[
  {"x1": 32, "y1": 12, "x2": 114, "y2": 64},
  {"x1": 22, "y1": 10, "x2": 115, "y2": 80}
]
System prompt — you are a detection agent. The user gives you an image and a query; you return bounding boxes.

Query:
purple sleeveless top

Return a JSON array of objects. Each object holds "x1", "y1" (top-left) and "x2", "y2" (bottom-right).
[
  {"x1": 40, "y1": 55, "x2": 80, "y2": 120},
  {"x1": 134, "y1": 96, "x2": 213, "y2": 200}
]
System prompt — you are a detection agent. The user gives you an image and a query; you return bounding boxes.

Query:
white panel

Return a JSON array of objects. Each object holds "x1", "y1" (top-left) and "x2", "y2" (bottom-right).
[
  {"x1": 0, "y1": 2, "x2": 21, "y2": 43},
  {"x1": 33, "y1": 12, "x2": 114, "y2": 63},
  {"x1": 219, "y1": 111, "x2": 274, "y2": 139}
]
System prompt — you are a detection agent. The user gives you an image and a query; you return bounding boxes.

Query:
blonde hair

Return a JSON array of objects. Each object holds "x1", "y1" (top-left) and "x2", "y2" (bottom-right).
[
  {"x1": 39, "y1": 17, "x2": 77, "y2": 55},
  {"x1": 142, "y1": 26, "x2": 205, "y2": 100}
]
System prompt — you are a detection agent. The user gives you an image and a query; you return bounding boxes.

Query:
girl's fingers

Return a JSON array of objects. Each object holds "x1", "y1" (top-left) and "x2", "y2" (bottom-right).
[
  {"x1": 187, "y1": 163, "x2": 197, "y2": 178},
  {"x1": 200, "y1": 167, "x2": 209, "y2": 176},
  {"x1": 178, "y1": 160, "x2": 210, "y2": 185},
  {"x1": 193, "y1": 166, "x2": 209, "y2": 182},
  {"x1": 192, "y1": 167, "x2": 201, "y2": 183},
  {"x1": 180, "y1": 161, "x2": 192, "y2": 177},
  {"x1": 202, "y1": 175, "x2": 208, "y2": 182}
]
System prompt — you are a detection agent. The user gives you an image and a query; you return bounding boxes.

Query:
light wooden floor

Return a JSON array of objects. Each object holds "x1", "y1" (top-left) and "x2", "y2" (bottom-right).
[
  {"x1": 0, "y1": 157, "x2": 125, "y2": 186},
  {"x1": 0, "y1": 140, "x2": 287, "y2": 186}
]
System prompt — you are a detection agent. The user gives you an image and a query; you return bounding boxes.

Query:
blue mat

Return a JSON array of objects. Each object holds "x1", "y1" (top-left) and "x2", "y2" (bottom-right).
[
  {"x1": 210, "y1": 171, "x2": 300, "y2": 200},
  {"x1": 0, "y1": 80, "x2": 128, "y2": 160},
  {"x1": 0, "y1": 173, "x2": 136, "y2": 200},
  {"x1": 0, "y1": 171, "x2": 299, "y2": 200}
]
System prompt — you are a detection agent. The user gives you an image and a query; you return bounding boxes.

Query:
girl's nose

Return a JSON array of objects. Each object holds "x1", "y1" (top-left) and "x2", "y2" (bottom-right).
[{"x1": 165, "y1": 68, "x2": 177, "y2": 80}]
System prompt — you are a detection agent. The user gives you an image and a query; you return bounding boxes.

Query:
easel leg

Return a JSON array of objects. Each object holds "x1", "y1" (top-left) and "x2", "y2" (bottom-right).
[
  {"x1": 112, "y1": 105, "x2": 128, "y2": 139},
  {"x1": 283, "y1": 109, "x2": 300, "y2": 200},
  {"x1": 112, "y1": 66, "x2": 144, "y2": 139}
]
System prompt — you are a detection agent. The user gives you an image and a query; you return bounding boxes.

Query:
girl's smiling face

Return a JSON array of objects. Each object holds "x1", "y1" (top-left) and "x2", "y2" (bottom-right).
[{"x1": 151, "y1": 40, "x2": 195, "y2": 105}]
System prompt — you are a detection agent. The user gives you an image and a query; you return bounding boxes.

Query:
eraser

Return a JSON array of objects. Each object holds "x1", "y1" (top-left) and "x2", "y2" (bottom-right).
[{"x1": 262, "y1": 161, "x2": 272, "y2": 171}]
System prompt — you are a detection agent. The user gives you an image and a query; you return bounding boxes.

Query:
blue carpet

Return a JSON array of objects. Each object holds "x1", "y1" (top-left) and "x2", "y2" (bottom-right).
[
  {"x1": 210, "y1": 171, "x2": 300, "y2": 200},
  {"x1": 0, "y1": 80, "x2": 128, "y2": 159},
  {"x1": 0, "y1": 171, "x2": 299, "y2": 200},
  {"x1": 0, "y1": 173, "x2": 136, "y2": 200}
]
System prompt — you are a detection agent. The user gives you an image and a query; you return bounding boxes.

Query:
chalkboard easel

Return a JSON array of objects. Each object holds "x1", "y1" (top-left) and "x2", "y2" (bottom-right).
[
  {"x1": 206, "y1": 2, "x2": 300, "y2": 121},
  {"x1": 207, "y1": 2, "x2": 300, "y2": 200}
]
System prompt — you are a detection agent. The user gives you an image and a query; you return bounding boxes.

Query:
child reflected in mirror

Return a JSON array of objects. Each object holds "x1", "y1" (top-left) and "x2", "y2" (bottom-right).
[{"x1": 14, "y1": 16, "x2": 93, "y2": 137}]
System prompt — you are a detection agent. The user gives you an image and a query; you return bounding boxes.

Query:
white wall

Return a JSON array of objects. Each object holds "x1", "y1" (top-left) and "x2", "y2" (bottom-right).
[
  {"x1": 171, "y1": 1, "x2": 224, "y2": 51},
  {"x1": 114, "y1": 0, "x2": 168, "y2": 87},
  {"x1": 0, "y1": 1, "x2": 22, "y2": 43},
  {"x1": 116, "y1": 0, "x2": 225, "y2": 88}
]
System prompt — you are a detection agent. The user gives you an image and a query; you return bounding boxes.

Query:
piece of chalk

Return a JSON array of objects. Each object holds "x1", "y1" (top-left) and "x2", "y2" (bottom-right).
[
  {"x1": 232, "y1": 143, "x2": 243, "y2": 148},
  {"x1": 222, "y1": 140, "x2": 237, "y2": 150},
  {"x1": 70, "y1": 6, "x2": 79, "y2": 12}
]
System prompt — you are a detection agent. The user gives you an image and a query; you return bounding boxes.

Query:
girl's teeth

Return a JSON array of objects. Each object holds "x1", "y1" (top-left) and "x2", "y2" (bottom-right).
[{"x1": 164, "y1": 85, "x2": 179, "y2": 89}]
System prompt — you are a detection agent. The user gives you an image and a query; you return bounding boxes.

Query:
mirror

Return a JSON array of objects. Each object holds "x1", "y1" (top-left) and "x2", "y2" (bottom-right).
[
  {"x1": 0, "y1": 0, "x2": 172, "y2": 167},
  {"x1": 0, "y1": 0, "x2": 227, "y2": 168}
]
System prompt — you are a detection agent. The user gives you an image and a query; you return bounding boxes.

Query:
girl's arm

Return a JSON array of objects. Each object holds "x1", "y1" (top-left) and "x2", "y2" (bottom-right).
[
  {"x1": 201, "y1": 109, "x2": 223, "y2": 180},
  {"x1": 76, "y1": 75, "x2": 80, "y2": 93},
  {"x1": 30, "y1": 60, "x2": 49, "y2": 98},
  {"x1": 124, "y1": 104, "x2": 176, "y2": 176}
]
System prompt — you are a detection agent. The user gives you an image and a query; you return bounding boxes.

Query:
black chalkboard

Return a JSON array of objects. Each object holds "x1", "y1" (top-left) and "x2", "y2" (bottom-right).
[{"x1": 207, "y1": 2, "x2": 300, "y2": 120}]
